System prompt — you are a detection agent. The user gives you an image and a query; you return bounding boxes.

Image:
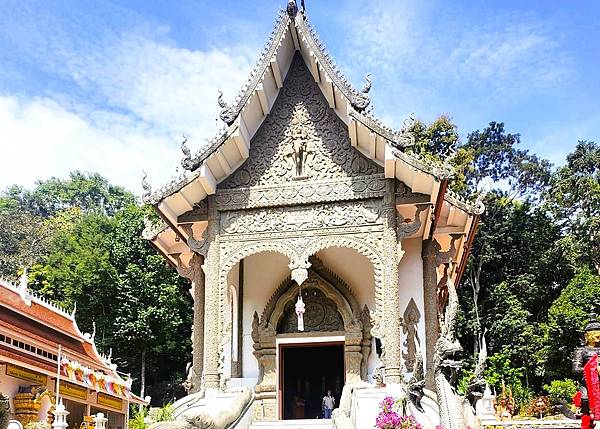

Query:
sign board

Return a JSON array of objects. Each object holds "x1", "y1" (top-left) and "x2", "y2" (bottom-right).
[
  {"x1": 59, "y1": 381, "x2": 88, "y2": 400},
  {"x1": 6, "y1": 364, "x2": 48, "y2": 385},
  {"x1": 97, "y1": 392, "x2": 123, "y2": 410}
]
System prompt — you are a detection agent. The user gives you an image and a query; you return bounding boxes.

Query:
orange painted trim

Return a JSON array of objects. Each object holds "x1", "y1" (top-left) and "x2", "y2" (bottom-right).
[
  {"x1": 455, "y1": 215, "x2": 480, "y2": 287},
  {"x1": 429, "y1": 179, "x2": 448, "y2": 239}
]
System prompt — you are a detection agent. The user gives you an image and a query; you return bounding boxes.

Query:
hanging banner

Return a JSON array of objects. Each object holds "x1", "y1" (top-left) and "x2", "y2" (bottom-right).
[
  {"x1": 59, "y1": 381, "x2": 88, "y2": 400},
  {"x1": 97, "y1": 392, "x2": 123, "y2": 410},
  {"x1": 6, "y1": 364, "x2": 48, "y2": 385}
]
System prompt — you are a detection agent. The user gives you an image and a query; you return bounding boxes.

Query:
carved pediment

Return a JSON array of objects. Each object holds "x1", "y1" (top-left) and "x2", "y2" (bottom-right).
[{"x1": 220, "y1": 54, "x2": 382, "y2": 190}]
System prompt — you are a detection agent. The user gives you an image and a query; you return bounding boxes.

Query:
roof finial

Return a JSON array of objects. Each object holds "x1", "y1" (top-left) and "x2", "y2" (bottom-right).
[
  {"x1": 19, "y1": 268, "x2": 29, "y2": 292},
  {"x1": 287, "y1": 0, "x2": 298, "y2": 17}
]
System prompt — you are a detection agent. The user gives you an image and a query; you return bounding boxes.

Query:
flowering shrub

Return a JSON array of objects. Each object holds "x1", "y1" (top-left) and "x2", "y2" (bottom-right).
[{"x1": 375, "y1": 396, "x2": 422, "y2": 429}]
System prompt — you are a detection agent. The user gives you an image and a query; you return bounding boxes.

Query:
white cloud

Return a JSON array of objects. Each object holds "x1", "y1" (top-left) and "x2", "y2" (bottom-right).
[
  {"x1": 341, "y1": 1, "x2": 570, "y2": 91},
  {"x1": 0, "y1": 95, "x2": 173, "y2": 194},
  {"x1": 0, "y1": 33, "x2": 256, "y2": 194}
]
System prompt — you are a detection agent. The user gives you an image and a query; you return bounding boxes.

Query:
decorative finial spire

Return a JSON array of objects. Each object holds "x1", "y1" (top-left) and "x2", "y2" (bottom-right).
[
  {"x1": 287, "y1": 0, "x2": 298, "y2": 17},
  {"x1": 19, "y1": 268, "x2": 28, "y2": 291}
]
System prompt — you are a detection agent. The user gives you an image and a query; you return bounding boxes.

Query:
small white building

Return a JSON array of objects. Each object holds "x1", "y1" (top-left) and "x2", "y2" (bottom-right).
[{"x1": 142, "y1": 2, "x2": 482, "y2": 426}]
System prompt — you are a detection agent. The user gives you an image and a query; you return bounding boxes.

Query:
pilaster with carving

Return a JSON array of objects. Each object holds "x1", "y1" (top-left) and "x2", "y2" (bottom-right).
[
  {"x1": 422, "y1": 239, "x2": 440, "y2": 388},
  {"x1": 176, "y1": 254, "x2": 205, "y2": 394},
  {"x1": 201, "y1": 198, "x2": 222, "y2": 391},
  {"x1": 381, "y1": 179, "x2": 403, "y2": 384}
]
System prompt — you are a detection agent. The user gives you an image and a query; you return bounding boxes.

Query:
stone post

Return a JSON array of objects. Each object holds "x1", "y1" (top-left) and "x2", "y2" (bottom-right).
[
  {"x1": 202, "y1": 200, "x2": 221, "y2": 393},
  {"x1": 51, "y1": 399, "x2": 69, "y2": 429},
  {"x1": 92, "y1": 413, "x2": 107, "y2": 429},
  {"x1": 382, "y1": 180, "x2": 402, "y2": 384},
  {"x1": 422, "y1": 239, "x2": 440, "y2": 388},
  {"x1": 177, "y1": 253, "x2": 205, "y2": 394}
]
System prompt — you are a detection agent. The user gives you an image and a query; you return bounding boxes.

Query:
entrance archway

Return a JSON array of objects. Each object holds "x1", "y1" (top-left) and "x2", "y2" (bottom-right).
[{"x1": 251, "y1": 258, "x2": 372, "y2": 419}]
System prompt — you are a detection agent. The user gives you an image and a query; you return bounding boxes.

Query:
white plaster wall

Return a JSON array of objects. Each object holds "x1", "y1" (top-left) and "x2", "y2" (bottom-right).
[
  {"x1": 397, "y1": 238, "x2": 426, "y2": 372},
  {"x1": 315, "y1": 248, "x2": 375, "y2": 312},
  {"x1": 315, "y1": 247, "x2": 381, "y2": 379},
  {"x1": 240, "y1": 252, "x2": 291, "y2": 379}
]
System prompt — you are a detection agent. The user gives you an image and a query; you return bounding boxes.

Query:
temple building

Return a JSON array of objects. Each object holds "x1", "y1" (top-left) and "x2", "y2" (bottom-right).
[
  {"x1": 0, "y1": 276, "x2": 146, "y2": 429},
  {"x1": 142, "y1": 3, "x2": 482, "y2": 428}
]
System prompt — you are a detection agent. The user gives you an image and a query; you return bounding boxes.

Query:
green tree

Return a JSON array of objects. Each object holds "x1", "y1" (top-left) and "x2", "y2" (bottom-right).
[
  {"x1": 545, "y1": 141, "x2": 600, "y2": 273},
  {"x1": 543, "y1": 268, "x2": 600, "y2": 380},
  {"x1": 106, "y1": 205, "x2": 192, "y2": 400}
]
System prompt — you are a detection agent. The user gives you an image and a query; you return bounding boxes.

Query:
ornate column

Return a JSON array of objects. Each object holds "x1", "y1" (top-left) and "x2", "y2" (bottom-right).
[
  {"x1": 381, "y1": 180, "x2": 403, "y2": 384},
  {"x1": 176, "y1": 253, "x2": 205, "y2": 394},
  {"x1": 422, "y1": 239, "x2": 440, "y2": 388},
  {"x1": 202, "y1": 198, "x2": 222, "y2": 393}
]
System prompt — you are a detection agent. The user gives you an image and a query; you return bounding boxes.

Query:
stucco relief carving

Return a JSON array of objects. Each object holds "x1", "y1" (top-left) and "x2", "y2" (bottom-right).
[
  {"x1": 402, "y1": 298, "x2": 421, "y2": 372},
  {"x1": 277, "y1": 288, "x2": 344, "y2": 333},
  {"x1": 220, "y1": 200, "x2": 382, "y2": 235},
  {"x1": 215, "y1": 174, "x2": 389, "y2": 211},
  {"x1": 220, "y1": 55, "x2": 382, "y2": 190}
]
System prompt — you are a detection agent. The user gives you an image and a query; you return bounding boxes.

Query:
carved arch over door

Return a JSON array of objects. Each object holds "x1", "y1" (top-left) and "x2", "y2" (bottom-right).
[{"x1": 252, "y1": 261, "x2": 372, "y2": 395}]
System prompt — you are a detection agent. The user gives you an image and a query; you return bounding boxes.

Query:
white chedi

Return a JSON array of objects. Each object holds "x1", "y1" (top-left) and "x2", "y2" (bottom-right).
[{"x1": 476, "y1": 384, "x2": 496, "y2": 423}]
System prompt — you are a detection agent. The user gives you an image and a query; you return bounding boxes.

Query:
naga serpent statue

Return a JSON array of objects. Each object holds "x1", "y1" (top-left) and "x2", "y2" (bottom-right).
[{"x1": 433, "y1": 264, "x2": 465, "y2": 429}]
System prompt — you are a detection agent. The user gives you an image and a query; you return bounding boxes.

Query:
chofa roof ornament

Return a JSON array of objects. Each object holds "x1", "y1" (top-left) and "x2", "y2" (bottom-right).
[{"x1": 217, "y1": 90, "x2": 237, "y2": 126}]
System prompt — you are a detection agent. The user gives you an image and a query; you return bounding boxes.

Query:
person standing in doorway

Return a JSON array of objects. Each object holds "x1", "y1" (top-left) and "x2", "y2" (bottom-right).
[{"x1": 322, "y1": 389, "x2": 335, "y2": 419}]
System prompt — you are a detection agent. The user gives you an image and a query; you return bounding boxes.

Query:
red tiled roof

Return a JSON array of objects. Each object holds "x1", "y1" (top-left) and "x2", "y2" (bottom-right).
[
  {"x1": 0, "y1": 280, "x2": 108, "y2": 370},
  {"x1": 0, "y1": 284, "x2": 80, "y2": 338}
]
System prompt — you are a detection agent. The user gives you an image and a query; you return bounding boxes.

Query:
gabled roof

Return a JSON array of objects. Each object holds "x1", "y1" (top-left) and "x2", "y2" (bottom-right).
[
  {"x1": 141, "y1": 3, "x2": 484, "y2": 285},
  {"x1": 141, "y1": 6, "x2": 468, "y2": 210}
]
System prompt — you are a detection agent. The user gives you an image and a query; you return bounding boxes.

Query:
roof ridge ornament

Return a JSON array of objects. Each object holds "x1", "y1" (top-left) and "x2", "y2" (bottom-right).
[
  {"x1": 350, "y1": 73, "x2": 372, "y2": 112},
  {"x1": 181, "y1": 135, "x2": 201, "y2": 171},
  {"x1": 217, "y1": 90, "x2": 237, "y2": 126},
  {"x1": 141, "y1": 171, "x2": 152, "y2": 200}
]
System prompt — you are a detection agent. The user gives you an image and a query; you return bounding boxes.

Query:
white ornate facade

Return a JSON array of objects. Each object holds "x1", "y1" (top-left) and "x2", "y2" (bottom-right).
[{"x1": 143, "y1": 4, "x2": 482, "y2": 427}]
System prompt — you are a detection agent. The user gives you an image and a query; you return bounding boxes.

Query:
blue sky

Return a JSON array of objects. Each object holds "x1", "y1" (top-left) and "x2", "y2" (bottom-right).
[{"x1": 0, "y1": 0, "x2": 598, "y2": 194}]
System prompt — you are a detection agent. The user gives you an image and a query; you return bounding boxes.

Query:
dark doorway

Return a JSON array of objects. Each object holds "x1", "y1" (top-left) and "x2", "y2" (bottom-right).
[{"x1": 280, "y1": 343, "x2": 345, "y2": 420}]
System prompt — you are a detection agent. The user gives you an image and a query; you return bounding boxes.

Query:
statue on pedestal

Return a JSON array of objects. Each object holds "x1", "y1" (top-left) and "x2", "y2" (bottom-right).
[{"x1": 573, "y1": 313, "x2": 600, "y2": 429}]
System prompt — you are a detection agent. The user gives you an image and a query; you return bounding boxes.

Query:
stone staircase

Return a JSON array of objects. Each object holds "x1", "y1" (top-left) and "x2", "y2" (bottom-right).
[{"x1": 249, "y1": 419, "x2": 333, "y2": 429}]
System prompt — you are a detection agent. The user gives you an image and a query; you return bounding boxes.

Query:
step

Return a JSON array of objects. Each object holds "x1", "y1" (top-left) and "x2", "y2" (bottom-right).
[{"x1": 250, "y1": 419, "x2": 333, "y2": 428}]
